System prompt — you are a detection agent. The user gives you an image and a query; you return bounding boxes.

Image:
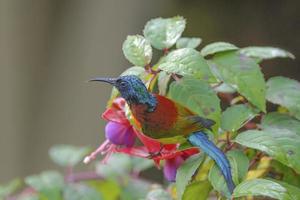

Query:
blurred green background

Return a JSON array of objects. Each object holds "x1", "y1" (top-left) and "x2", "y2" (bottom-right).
[{"x1": 0, "y1": 0, "x2": 299, "y2": 182}]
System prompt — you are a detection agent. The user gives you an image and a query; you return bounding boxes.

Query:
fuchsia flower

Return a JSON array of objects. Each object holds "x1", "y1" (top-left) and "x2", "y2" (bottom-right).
[
  {"x1": 103, "y1": 98, "x2": 136, "y2": 147},
  {"x1": 84, "y1": 98, "x2": 199, "y2": 181}
]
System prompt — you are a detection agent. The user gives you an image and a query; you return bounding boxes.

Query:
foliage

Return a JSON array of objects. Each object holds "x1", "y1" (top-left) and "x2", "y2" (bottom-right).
[{"x1": 1, "y1": 16, "x2": 298, "y2": 200}]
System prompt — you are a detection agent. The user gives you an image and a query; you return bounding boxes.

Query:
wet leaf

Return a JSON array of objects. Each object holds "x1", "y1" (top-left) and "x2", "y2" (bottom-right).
[
  {"x1": 240, "y1": 46, "x2": 295, "y2": 61},
  {"x1": 176, "y1": 153, "x2": 204, "y2": 199},
  {"x1": 176, "y1": 37, "x2": 202, "y2": 49},
  {"x1": 213, "y1": 82, "x2": 236, "y2": 94},
  {"x1": 235, "y1": 129, "x2": 300, "y2": 173},
  {"x1": 233, "y1": 178, "x2": 300, "y2": 200},
  {"x1": 221, "y1": 104, "x2": 258, "y2": 132},
  {"x1": 261, "y1": 112, "x2": 300, "y2": 136},
  {"x1": 168, "y1": 77, "x2": 221, "y2": 130},
  {"x1": 211, "y1": 51, "x2": 266, "y2": 111},
  {"x1": 266, "y1": 77, "x2": 300, "y2": 120},
  {"x1": 200, "y1": 42, "x2": 238, "y2": 57},
  {"x1": 209, "y1": 150, "x2": 249, "y2": 198},
  {"x1": 159, "y1": 48, "x2": 216, "y2": 82},
  {"x1": 143, "y1": 16, "x2": 186, "y2": 50},
  {"x1": 271, "y1": 160, "x2": 300, "y2": 187},
  {"x1": 157, "y1": 71, "x2": 172, "y2": 95},
  {"x1": 122, "y1": 35, "x2": 152, "y2": 66}
]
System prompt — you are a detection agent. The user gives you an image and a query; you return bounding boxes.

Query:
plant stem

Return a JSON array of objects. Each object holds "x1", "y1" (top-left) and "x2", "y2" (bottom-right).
[
  {"x1": 249, "y1": 152, "x2": 263, "y2": 170},
  {"x1": 163, "y1": 48, "x2": 169, "y2": 55}
]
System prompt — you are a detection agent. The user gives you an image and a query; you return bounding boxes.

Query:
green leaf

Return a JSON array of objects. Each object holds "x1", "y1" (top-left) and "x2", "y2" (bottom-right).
[
  {"x1": 143, "y1": 16, "x2": 186, "y2": 50},
  {"x1": 271, "y1": 160, "x2": 300, "y2": 187},
  {"x1": 176, "y1": 153, "x2": 205, "y2": 199},
  {"x1": 96, "y1": 153, "x2": 132, "y2": 178},
  {"x1": 235, "y1": 129, "x2": 300, "y2": 173},
  {"x1": 262, "y1": 112, "x2": 300, "y2": 136},
  {"x1": 213, "y1": 83, "x2": 236, "y2": 94},
  {"x1": 131, "y1": 157, "x2": 154, "y2": 173},
  {"x1": 25, "y1": 171, "x2": 64, "y2": 200},
  {"x1": 145, "y1": 188, "x2": 172, "y2": 200},
  {"x1": 221, "y1": 104, "x2": 258, "y2": 132},
  {"x1": 266, "y1": 77, "x2": 300, "y2": 120},
  {"x1": 207, "y1": 60, "x2": 223, "y2": 82},
  {"x1": 274, "y1": 180, "x2": 300, "y2": 200},
  {"x1": 49, "y1": 145, "x2": 90, "y2": 167},
  {"x1": 182, "y1": 180, "x2": 211, "y2": 200},
  {"x1": 233, "y1": 178, "x2": 300, "y2": 200},
  {"x1": 176, "y1": 37, "x2": 202, "y2": 49},
  {"x1": 240, "y1": 46, "x2": 295, "y2": 61},
  {"x1": 120, "y1": 66, "x2": 146, "y2": 77},
  {"x1": 157, "y1": 71, "x2": 172, "y2": 95},
  {"x1": 122, "y1": 35, "x2": 152, "y2": 66},
  {"x1": 200, "y1": 42, "x2": 238, "y2": 57},
  {"x1": 159, "y1": 48, "x2": 216, "y2": 82},
  {"x1": 0, "y1": 179, "x2": 22, "y2": 198},
  {"x1": 208, "y1": 150, "x2": 249, "y2": 198},
  {"x1": 228, "y1": 151, "x2": 249, "y2": 183},
  {"x1": 168, "y1": 77, "x2": 221, "y2": 130},
  {"x1": 211, "y1": 51, "x2": 266, "y2": 111},
  {"x1": 96, "y1": 154, "x2": 153, "y2": 180},
  {"x1": 64, "y1": 184, "x2": 102, "y2": 200},
  {"x1": 88, "y1": 180, "x2": 121, "y2": 200},
  {"x1": 121, "y1": 178, "x2": 151, "y2": 200},
  {"x1": 220, "y1": 86, "x2": 238, "y2": 96}
]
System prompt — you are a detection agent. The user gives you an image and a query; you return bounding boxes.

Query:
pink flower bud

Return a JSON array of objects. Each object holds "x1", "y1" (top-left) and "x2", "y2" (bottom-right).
[
  {"x1": 105, "y1": 121, "x2": 136, "y2": 147},
  {"x1": 163, "y1": 156, "x2": 184, "y2": 182}
]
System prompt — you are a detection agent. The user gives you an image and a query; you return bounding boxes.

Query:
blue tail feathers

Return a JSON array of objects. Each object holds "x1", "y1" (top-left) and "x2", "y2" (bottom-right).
[{"x1": 188, "y1": 131, "x2": 235, "y2": 194}]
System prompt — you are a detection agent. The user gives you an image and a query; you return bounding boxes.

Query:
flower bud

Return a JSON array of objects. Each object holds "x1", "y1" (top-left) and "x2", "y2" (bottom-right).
[
  {"x1": 163, "y1": 156, "x2": 184, "y2": 182},
  {"x1": 105, "y1": 121, "x2": 136, "y2": 147}
]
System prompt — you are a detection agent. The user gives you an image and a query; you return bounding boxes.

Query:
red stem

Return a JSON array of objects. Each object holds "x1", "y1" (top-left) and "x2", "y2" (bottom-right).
[
  {"x1": 163, "y1": 48, "x2": 169, "y2": 55},
  {"x1": 249, "y1": 152, "x2": 264, "y2": 170}
]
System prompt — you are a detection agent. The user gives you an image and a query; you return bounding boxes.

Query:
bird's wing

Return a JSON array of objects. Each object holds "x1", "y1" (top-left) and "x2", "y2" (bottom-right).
[{"x1": 185, "y1": 115, "x2": 215, "y2": 130}]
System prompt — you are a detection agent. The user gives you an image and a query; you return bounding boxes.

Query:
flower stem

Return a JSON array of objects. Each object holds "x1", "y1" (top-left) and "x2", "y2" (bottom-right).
[
  {"x1": 65, "y1": 171, "x2": 104, "y2": 182},
  {"x1": 84, "y1": 139, "x2": 110, "y2": 164}
]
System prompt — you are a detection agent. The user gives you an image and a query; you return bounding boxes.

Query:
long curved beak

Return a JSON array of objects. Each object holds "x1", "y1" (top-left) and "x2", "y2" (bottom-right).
[{"x1": 88, "y1": 77, "x2": 117, "y2": 85}]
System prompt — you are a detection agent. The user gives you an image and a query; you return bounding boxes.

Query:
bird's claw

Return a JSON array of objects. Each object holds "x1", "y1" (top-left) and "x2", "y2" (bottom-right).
[
  {"x1": 146, "y1": 145, "x2": 164, "y2": 159},
  {"x1": 146, "y1": 151, "x2": 162, "y2": 159}
]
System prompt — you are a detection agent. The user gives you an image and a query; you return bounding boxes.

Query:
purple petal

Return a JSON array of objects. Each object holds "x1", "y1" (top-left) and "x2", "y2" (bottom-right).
[
  {"x1": 163, "y1": 156, "x2": 184, "y2": 182},
  {"x1": 105, "y1": 121, "x2": 136, "y2": 147}
]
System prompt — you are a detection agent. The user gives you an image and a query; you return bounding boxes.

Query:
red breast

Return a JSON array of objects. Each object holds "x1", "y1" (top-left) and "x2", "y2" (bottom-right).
[{"x1": 131, "y1": 94, "x2": 178, "y2": 131}]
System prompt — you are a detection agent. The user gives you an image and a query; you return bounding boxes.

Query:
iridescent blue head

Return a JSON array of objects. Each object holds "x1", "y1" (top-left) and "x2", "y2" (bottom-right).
[{"x1": 89, "y1": 75, "x2": 157, "y2": 111}]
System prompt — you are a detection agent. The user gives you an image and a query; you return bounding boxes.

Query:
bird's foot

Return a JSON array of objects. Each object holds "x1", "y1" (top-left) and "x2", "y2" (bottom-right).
[
  {"x1": 146, "y1": 145, "x2": 164, "y2": 159},
  {"x1": 146, "y1": 151, "x2": 162, "y2": 159}
]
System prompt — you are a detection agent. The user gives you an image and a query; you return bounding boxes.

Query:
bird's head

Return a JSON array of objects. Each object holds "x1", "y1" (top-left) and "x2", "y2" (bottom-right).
[{"x1": 89, "y1": 75, "x2": 157, "y2": 110}]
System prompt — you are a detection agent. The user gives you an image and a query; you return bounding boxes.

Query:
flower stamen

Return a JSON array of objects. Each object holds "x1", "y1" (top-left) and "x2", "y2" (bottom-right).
[{"x1": 84, "y1": 139, "x2": 110, "y2": 164}]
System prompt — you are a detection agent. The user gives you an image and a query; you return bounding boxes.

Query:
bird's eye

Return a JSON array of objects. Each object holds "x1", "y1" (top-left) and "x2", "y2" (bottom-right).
[{"x1": 120, "y1": 81, "x2": 127, "y2": 88}]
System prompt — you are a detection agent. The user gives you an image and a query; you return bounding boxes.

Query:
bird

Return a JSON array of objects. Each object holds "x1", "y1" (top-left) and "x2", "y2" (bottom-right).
[{"x1": 90, "y1": 75, "x2": 235, "y2": 194}]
